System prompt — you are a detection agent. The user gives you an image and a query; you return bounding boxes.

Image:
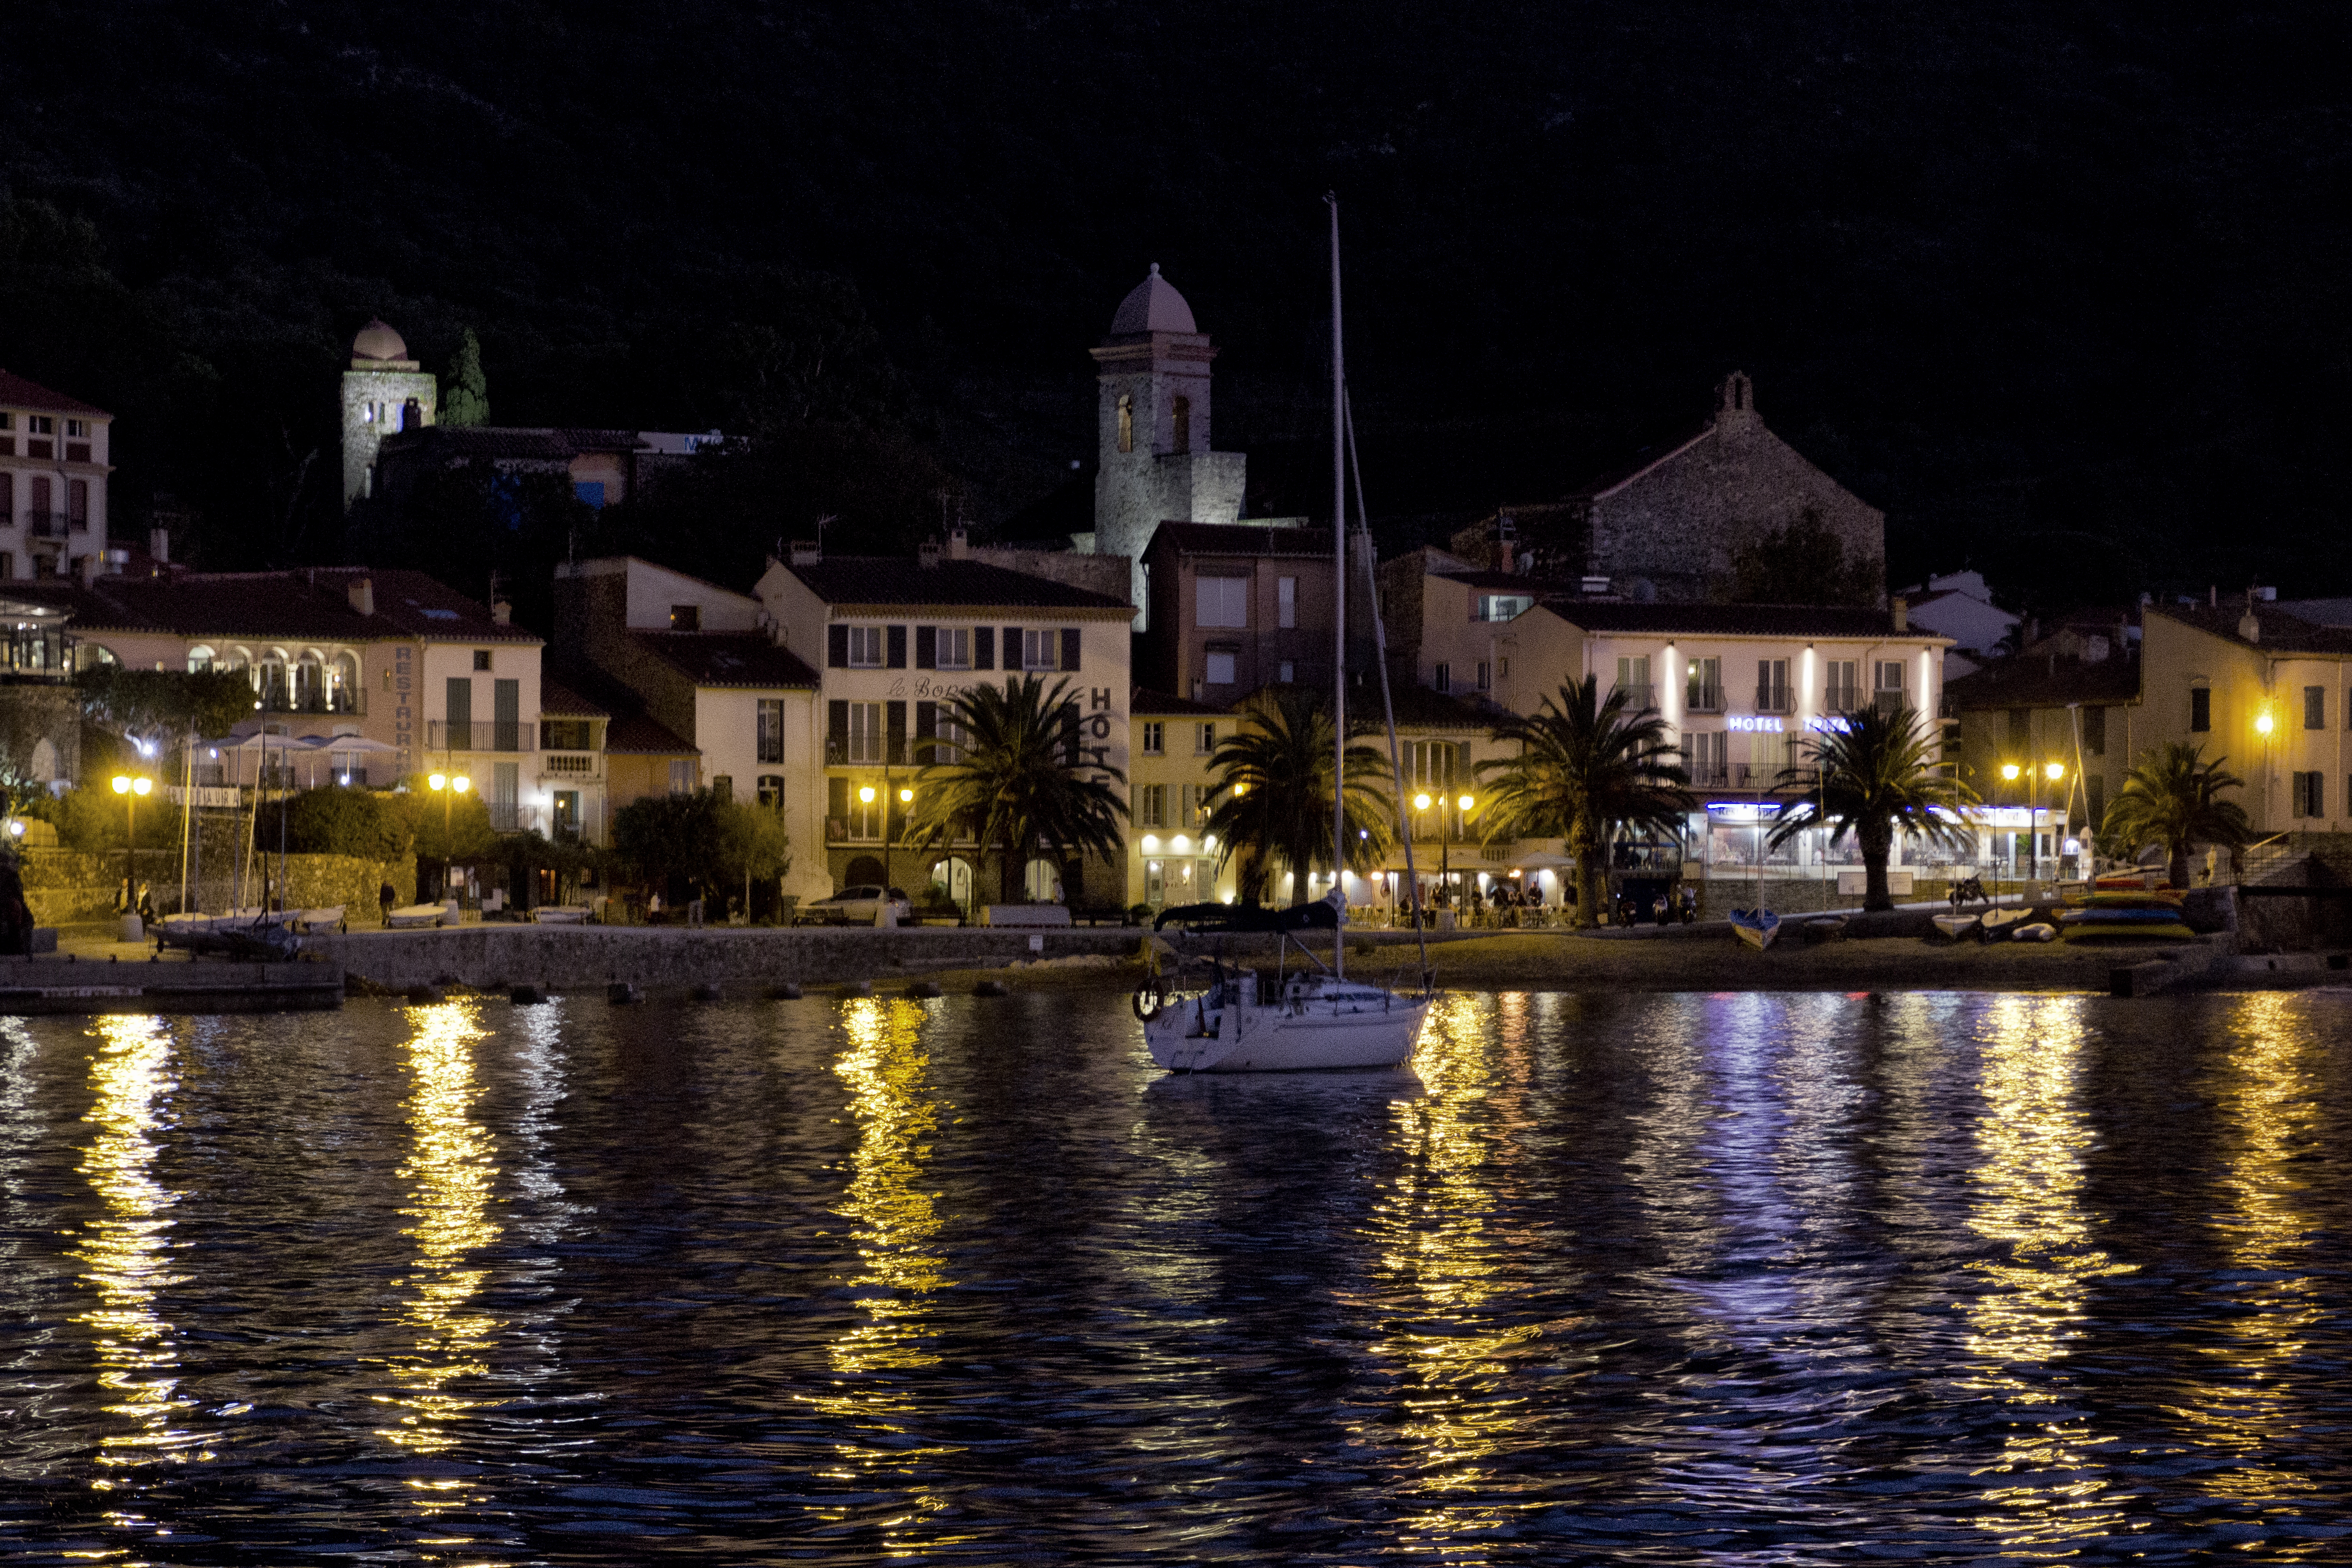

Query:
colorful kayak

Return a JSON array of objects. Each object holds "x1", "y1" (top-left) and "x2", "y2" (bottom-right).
[{"x1": 1730, "y1": 909, "x2": 1780, "y2": 951}]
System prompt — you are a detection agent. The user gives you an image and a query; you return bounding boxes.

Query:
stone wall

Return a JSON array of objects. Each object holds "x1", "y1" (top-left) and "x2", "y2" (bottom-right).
[
  {"x1": 309, "y1": 923, "x2": 1148, "y2": 990},
  {"x1": 20, "y1": 847, "x2": 413, "y2": 924}
]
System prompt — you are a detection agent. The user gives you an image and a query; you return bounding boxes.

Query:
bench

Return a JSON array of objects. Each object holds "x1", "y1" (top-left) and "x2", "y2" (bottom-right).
[{"x1": 980, "y1": 904, "x2": 1072, "y2": 928}]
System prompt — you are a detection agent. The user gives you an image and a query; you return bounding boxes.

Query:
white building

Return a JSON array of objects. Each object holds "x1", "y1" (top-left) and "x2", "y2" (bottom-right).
[
  {"x1": 757, "y1": 536, "x2": 1135, "y2": 911},
  {"x1": 0, "y1": 369, "x2": 112, "y2": 581}
]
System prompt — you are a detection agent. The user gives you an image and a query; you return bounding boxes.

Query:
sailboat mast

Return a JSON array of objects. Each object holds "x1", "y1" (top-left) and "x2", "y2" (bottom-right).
[{"x1": 1327, "y1": 193, "x2": 1346, "y2": 981}]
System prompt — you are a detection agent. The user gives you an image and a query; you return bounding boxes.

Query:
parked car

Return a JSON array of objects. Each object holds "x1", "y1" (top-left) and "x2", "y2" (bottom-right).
[{"x1": 794, "y1": 886, "x2": 912, "y2": 926}]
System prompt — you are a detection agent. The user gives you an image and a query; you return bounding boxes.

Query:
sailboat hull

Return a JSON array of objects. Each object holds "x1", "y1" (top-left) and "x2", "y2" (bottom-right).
[{"x1": 1143, "y1": 990, "x2": 1427, "y2": 1073}]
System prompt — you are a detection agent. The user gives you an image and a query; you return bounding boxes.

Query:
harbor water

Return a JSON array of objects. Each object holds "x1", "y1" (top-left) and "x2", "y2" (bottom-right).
[{"x1": 3, "y1": 989, "x2": 2349, "y2": 1562}]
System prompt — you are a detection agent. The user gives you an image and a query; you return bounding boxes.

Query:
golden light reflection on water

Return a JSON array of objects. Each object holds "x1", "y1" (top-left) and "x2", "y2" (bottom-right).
[
  {"x1": 72, "y1": 1015, "x2": 213, "y2": 1482},
  {"x1": 1963, "y1": 995, "x2": 2134, "y2": 1550},
  {"x1": 373, "y1": 999, "x2": 500, "y2": 1494},
  {"x1": 1359, "y1": 992, "x2": 1535, "y2": 1541},
  {"x1": 807, "y1": 998, "x2": 962, "y2": 1551},
  {"x1": 2171, "y1": 993, "x2": 2325, "y2": 1507}
]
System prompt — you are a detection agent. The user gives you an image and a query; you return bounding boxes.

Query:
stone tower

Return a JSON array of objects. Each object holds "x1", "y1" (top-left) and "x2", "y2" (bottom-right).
[
  {"x1": 340, "y1": 319, "x2": 437, "y2": 510},
  {"x1": 1088, "y1": 265, "x2": 1245, "y2": 609}
]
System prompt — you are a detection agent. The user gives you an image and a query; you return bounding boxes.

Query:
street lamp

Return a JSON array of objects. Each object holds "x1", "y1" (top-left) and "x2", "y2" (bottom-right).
[
  {"x1": 1999, "y1": 759, "x2": 2063, "y2": 897},
  {"x1": 1456, "y1": 793, "x2": 1475, "y2": 918},
  {"x1": 429, "y1": 771, "x2": 470, "y2": 905},
  {"x1": 111, "y1": 774, "x2": 152, "y2": 920}
]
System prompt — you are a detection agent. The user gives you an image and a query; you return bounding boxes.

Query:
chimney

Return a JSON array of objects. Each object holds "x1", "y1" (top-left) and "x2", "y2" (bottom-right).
[
  {"x1": 918, "y1": 538, "x2": 942, "y2": 569},
  {"x1": 789, "y1": 539, "x2": 821, "y2": 566},
  {"x1": 1497, "y1": 538, "x2": 1515, "y2": 575},
  {"x1": 347, "y1": 576, "x2": 375, "y2": 616},
  {"x1": 2240, "y1": 609, "x2": 2261, "y2": 643},
  {"x1": 75, "y1": 553, "x2": 96, "y2": 587},
  {"x1": 148, "y1": 526, "x2": 170, "y2": 565},
  {"x1": 1891, "y1": 595, "x2": 1908, "y2": 633},
  {"x1": 492, "y1": 599, "x2": 513, "y2": 626},
  {"x1": 947, "y1": 527, "x2": 970, "y2": 561}
]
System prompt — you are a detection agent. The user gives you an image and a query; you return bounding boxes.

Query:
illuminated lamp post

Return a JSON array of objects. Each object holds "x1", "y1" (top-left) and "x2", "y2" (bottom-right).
[
  {"x1": 429, "y1": 771, "x2": 470, "y2": 905},
  {"x1": 111, "y1": 773, "x2": 152, "y2": 930}
]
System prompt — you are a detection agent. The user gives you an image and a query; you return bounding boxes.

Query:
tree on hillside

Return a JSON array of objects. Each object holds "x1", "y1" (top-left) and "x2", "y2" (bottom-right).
[
  {"x1": 1200, "y1": 686, "x2": 1392, "y2": 904},
  {"x1": 1768, "y1": 706, "x2": 1978, "y2": 911},
  {"x1": 2100, "y1": 742, "x2": 2254, "y2": 890},
  {"x1": 1727, "y1": 510, "x2": 1882, "y2": 607},
  {"x1": 1477, "y1": 677, "x2": 1695, "y2": 928},
  {"x1": 906, "y1": 675, "x2": 1127, "y2": 904},
  {"x1": 440, "y1": 328, "x2": 490, "y2": 426}
]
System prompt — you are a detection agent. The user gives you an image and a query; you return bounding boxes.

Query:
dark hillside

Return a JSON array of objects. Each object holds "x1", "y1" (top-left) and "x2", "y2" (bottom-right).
[{"x1": 3, "y1": 0, "x2": 2347, "y2": 610}]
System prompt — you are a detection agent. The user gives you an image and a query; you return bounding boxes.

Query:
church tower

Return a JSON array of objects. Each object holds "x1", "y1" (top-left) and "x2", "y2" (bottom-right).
[
  {"x1": 340, "y1": 319, "x2": 437, "y2": 510},
  {"x1": 1088, "y1": 265, "x2": 1245, "y2": 608}
]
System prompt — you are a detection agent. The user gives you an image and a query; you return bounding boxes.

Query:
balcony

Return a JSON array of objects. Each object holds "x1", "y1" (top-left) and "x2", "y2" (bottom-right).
[
  {"x1": 258, "y1": 688, "x2": 365, "y2": 717},
  {"x1": 1872, "y1": 691, "x2": 1906, "y2": 717},
  {"x1": 825, "y1": 739, "x2": 893, "y2": 766},
  {"x1": 1685, "y1": 684, "x2": 1725, "y2": 715},
  {"x1": 542, "y1": 751, "x2": 602, "y2": 779},
  {"x1": 12, "y1": 510, "x2": 85, "y2": 539},
  {"x1": 426, "y1": 720, "x2": 534, "y2": 753},
  {"x1": 487, "y1": 802, "x2": 543, "y2": 834},
  {"x1": 1754, "y1": 684, "x2": 1793, "y2": 715},
  {"x1": 1611, "y1": 683, "x2": 1656, "y2": 712},
  {"x1": 1688, "y1": 765, "x2": 1730, "y2": 788}
]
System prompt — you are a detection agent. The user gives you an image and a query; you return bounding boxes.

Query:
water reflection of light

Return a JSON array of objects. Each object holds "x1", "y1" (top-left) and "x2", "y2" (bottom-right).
[
  {"x1": 72, "y1": 1015, "x2": 213, "y2": 1480},
  {"x1": 2176, "y1": 993, "x2": 2323, "y2": 1500},
  {"x1": 1361, "y1": 992, "x2": 1529, "y2": 1542},
  {"x1": 825, "y1": 997, "x2": 948, "y2": 1375},
  {"x1": 375, "y1": 999, "x2": 500, "y2": 1489},
  {"x1": 1963, "y1": 995, "x2": 2133, "y2": 1549}
]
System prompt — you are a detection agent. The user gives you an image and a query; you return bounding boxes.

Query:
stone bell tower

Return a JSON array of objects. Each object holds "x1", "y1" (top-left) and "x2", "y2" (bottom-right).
[
  {"x1": 1088, "y1": 265, "x2": 1245, "y2": 608},
  {"x1": 340, "y1": 319, "x2": 437, "y2": 510}
]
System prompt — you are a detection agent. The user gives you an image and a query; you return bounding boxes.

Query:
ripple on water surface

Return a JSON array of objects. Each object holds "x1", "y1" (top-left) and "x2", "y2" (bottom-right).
[{"x1": 1, "y1": 989, "x2": 2349, "y2": 1562}]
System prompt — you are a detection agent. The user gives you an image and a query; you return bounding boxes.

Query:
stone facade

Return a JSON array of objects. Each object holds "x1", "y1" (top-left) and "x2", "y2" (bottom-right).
[
  {"x1": 1455, "y1": 374, "x2": 1886, "y2": 605},
  {"x1": 1088, "y1": 266, "x2": 1246, "y2": 610},
  {"x1": 339, "y1": 319, "x2": 438, "y2": 509}
]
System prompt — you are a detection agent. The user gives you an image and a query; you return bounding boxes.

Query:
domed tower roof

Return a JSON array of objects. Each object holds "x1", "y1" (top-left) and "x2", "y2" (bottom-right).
[
  {"x1": 351, "y1": 318, "x2": 412, "y2": 365},
  {"x1": 1108, "y1": 264, "x2": 1198, "y2": 337}
]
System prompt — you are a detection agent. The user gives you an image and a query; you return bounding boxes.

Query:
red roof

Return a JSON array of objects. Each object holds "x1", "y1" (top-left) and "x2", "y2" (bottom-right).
[{"x1": 0, "y1": 370, "x2": 111, "y2": 418}]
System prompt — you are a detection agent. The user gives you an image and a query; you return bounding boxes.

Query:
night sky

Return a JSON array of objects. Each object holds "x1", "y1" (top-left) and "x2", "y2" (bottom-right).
[{"x1": 3, "y1": 1, "x2": 2346, "y2": 615}]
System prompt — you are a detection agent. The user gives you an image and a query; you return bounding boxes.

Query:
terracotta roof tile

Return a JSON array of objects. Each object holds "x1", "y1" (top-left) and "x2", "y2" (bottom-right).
[
  {"x1": 0, "y1": 369, "x2": 110, "y2": 418},
  {"x1": 786, "y1": 556, "x2": 1130, "y2": 611},
  {"x1": 631, "y1": 632, "x2": 818, "y2": 688}
]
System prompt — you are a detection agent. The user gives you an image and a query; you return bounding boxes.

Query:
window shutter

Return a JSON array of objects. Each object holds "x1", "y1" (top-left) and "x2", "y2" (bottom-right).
[
  {"x1": 974, "y1": 627, "x2": 994, "y2": 669},
  {"x1": 887, "y1": 701, "x2": 906, "y2": 765},
  {"x1": 915, "y1": 626, "x2": 936, "y2": 669},
  {"x1": 1003, "y1": 627, "x2": 1023, "y2": 670},
  {"x1": 828, "y1": 700, "x2": 848, "y2": 761},
  {"x1": 828, "y1": 775, "x2": 848, "y2": 820},
  {"x1": 915, "y1": 701, "x2": 936, "y2": 742},
  {"x1": 1061, "y1": 627, "x2": 1080, "y2": 672},
  {"x1": 887, "y1": 625, "x2": 907, "y2": 669},
  {"x1": 827, "y1": 624, "x2": 848, "y2": 669}
]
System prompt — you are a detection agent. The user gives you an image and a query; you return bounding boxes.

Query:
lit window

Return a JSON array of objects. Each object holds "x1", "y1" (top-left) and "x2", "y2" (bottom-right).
[
  {"x1": 1277, "y1": 576, "x2": 1297, "y2": 628},
  {"x1": 1204, "y1": 651, "x2": 1237, "y2": 685},
  {"x1": 1195, "y1": 722, "x2": 1215, "y2": 755}
]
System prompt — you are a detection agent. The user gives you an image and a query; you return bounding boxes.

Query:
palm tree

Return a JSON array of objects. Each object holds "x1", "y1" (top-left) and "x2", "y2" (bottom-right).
[
  {"x1": 1768, "y1": 705, "x2": 1978, "y2": 912},
  {"x1": 1200, "y1": 686, "x2": 1392, "y2": 904},
  {"x1": 906, "y1": 675, "x2": 1128, "y2": 903},
  {"x1": 2100, "y1": 742, "x2": 2254, "y2": 889},
  {"x1": 1476, "y1": 676, "x2": 1695, "y2": 930}
]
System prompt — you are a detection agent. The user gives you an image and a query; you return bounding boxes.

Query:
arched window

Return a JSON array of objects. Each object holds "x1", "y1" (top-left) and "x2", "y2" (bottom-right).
[
  {"x1": 332, "y1": 652, "x2": 360, "y2": 713},
  {"x1": 78, "y1": 643, "x2": 120, "y2": 672},
  {"x1": 256, "y1": 649, "x2": 289, "y2": 710},
  {"x1": 1024, "y1": 856, "x2": 1063, "y2": 902},
  {"x1": 1117, "y1": 393, "x2": 1134, "y2": 454},
  {"x1": 187, "y1": 645, "x2": 216, "y2": 674},
  {"x1": 295, "y1": 650, "x2": 326, "y2": 711},
  {"x1": 1171, "y1": 395, "x2": 1191, "y2": 451}
]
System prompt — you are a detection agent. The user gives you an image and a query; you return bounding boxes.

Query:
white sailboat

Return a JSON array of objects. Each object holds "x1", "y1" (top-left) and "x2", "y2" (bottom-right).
[{"x1": 1139, "y1": 195, "x2": 1431, "y2": 1073}]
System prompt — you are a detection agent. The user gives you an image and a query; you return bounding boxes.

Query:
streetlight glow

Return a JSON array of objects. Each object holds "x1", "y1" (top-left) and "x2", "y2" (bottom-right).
[
  {"x1": 858, "y1": 785, "x2": 876, "y2": 804},
  {"x1": 2254, "y1": 710, "x2": 2275, "y2": 735},
  {"x1": 2000, "y1": 763, "x2": 2020, "y2": 781},
  {"x1": 112, "y1": 775, "x2": 132, "y2": 794},
  {"x1": 1413, "y1": 792, "x2": 1432, "y2": 811},
  {"x1": 1457, "y1": 793, "x2": 1474, "y2": 813},
  {"x1": 452, "y1": 776, "x2": 470, "y2": 793},
  {"x1": 429, "y1": 772, "x2": 448, "y2": 791},
  {"x1": 898, "y1": 787, "x2": 913, "y2": 804},
  {"x1": 2044, "y1": 761, "x2": 2064, "y2": 782}
]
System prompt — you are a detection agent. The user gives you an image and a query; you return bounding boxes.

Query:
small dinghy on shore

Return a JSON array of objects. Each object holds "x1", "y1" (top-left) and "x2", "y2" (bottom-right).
[
  {"x1": 1730, "y1": 909, "x2": 1780, "y2": 951},
  {"x1": 1980, "y1": 908, "x2": 2036, "y2": 941},
  {"x1": 1931, "y1": 912, "x2": 1980, "y2": 941},
  {"x1": 2013, "y1": 922, "x2": 2059, "y2": 942}
]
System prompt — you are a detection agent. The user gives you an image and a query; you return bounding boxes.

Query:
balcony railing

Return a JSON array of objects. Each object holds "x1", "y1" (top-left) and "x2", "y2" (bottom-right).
[
  {"x1": 542, "y1": 751, "x2": 601, "y2": 778},
  {"x1": 825, "y1": 739, "x2": 894, "y2": 766},
  {"x1": 1754, "y1": 685, "x2": 1793, "y2": 714},
  {"x1": 12, "y1": 510, "x2": 86, "y2": 539},
  {"x1": 1689, "y1": 766, "x2": 1730, "y2": 788},
  {"x1": 257, "y1": 688, "x2": 365, "y2": 717},
  {"x1": 1611, "y1": 683, "x2": 1656, "y2": 712},
  {"x1": 426, "y1": 720, "x2": 534, "y2": 753},
  {"x1": 1872, "y1": 691, "x2": 1906, "y2": 717},
  {"x1": 487, "y1": 802, "x2": 542, "y2": 834},
  {"x1": 1685, "y1": 684, "x2": 1725, "y2": 714}
]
